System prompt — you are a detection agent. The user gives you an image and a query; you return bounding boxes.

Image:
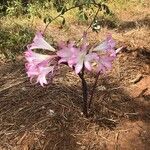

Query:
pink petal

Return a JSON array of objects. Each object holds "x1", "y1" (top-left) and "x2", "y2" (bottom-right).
[
  {"x1": 116, "y1": 46, "x2": 123, "y2": 54},
  {"x1": 92, "y1": 35, "x2": 115, "y2": 52},
  {"x1": 57, "y1": 48, "x2": 71, "y2": 57},
  {"x1": 57, "y1": 42, "x2": 80, "y2": 67},
  {"x1": 84, "y1": 61, "x2": 92, "y2": 71},
  {"x1": 37, "y1": 66, "x2": 54, "y2": 86},
  {"x1": 58, "y1": 58, "x2": 67, "y2": 64},
  {"x1": 84, "y1": 53, "x2": 99, "y2": 71},
  {"x1": 95, "y1": 55, "x2": 114, "y2": 73},
  {"x1": 75, "y1": 61, "x2": 84, "y2": 74},
  {"x1": 24, "y1": 49, "x2": 56, "y2": 86},
  {"x1": 68, "y1": 58, "x2": 77, "y2": 68},
  {"x1": 29, "y1": 32, "x2": 55, "y2": 51}
]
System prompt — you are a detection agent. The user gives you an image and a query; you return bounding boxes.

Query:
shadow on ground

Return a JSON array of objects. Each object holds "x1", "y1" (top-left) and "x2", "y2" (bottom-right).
[
  {"x1": 97, "y1": 15, "x2": 150, "y2": 30},
  {"x1": 118, "y1": 15, "x2": 150, "y2": 31}
]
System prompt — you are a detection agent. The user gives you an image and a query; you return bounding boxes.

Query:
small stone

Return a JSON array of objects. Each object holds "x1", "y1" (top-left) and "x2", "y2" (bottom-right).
[
  {"x1": 81, "y1": 146, "x2": 86, "y2": 150},
  {"x1": 41, "y1": 140, "x2": 45, "y2": 144},
  {"x1": 21, "y1": 87, "x2": 27, "y2": 91},
  {"x1": 76, "y1": 142, "x2": 82, "y2": 145},
  {"x1": 47, "y1": 109, "x2": 55, "y2": 116},
  {"x1": 41, "y1": 106, "x2": 45, "y2": 109},
  {"x1": 20, "y1": 125, "x2": 25, "y2": 128},
  {"x1": 80, "y1": 112, "x2": 83, "y2": 116}
]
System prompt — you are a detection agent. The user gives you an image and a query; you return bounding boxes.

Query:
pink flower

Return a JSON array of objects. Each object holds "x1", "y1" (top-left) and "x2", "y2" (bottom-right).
[
  {"x1": 92, "y1": 35, "x2": 115, "y2": 52},
  {"x1": 27, "y1": 64, "x2": 54, "y2": 86},
  {"x1": 95, "y1": 55, "x2": 114, "y2": 73},
  {"x1": 57, "y1": 33, "x2": 99, "y2": 74},
  {"x1": 24, "y1": 49, "x2": 57, "y2": 86},
  {"x1": 91, "y1": 35, "x2": 123, "y2": 73},
  {"x1": 28, "y1": 32, "x2": 55, "y2": 52},
  {"x1": 57, "y1": 41, "x2": 80, "y2": 67},
  {"x1": 74, "y1": 51, "x2": 99, "y2": 74},
  {"x1": 74, "y1": 33, "x2": 99, "y2": 74}
]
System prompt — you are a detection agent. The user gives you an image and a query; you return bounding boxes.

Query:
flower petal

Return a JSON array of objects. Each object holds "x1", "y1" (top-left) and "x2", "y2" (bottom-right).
[
  {"x1": 29, "y1": 32, "x2": 55, "y2": 51},
  {"x1": 116, "y1": 46, "x2": 123, "y2": 54},
  {"x1": 75, "y1": 60, "x2": 84, "y2": 74},
  {"x1": 92, "y1": 35, "x2": 115, "y2": 52},
  {"x1": 24, "y1": 49, "x2": 56, "y2": 86},
  {"x1": 95, "y1": 55, "x2": 114, "y2": 73},
  {"x1": 25, "y1": 49, "x2": 50, "y2": 63},
  {"x1": 57, "y1": 42, "x2": 80, "y2": 67},
  {"x1": 84, "y1": 53, "x2": 99, "y2": 71},
  {"x1": 84, "y1": 61, "x2": 92, "y2": 71},
  {"x1": 37, "y1": 66, "x2": 54, "y2": 86}
]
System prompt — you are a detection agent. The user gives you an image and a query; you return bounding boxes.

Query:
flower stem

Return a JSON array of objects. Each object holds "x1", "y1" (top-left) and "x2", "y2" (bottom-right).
[
  {"x1": 88, "y1": 71, "x2": 100, "y2": 109},
  {"x1": 78, "y1": 67, "x2": 88, "y2": 117},
  {"x1": 85, "y1": 7, "x2": 101, "y2": 32}
]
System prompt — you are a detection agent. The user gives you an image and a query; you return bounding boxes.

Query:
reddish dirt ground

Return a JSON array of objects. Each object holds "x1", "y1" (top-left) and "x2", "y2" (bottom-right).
[
  {"x1": 0, "y1": 9, "x2": 150, "y2": 149},
  {"x1": 0, "y1": 43, "x2": 150, "y2": 149}
]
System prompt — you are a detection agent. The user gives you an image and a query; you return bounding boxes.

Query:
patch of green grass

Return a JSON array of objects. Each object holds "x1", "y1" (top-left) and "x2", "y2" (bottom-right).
[{"x1": 0, "y1": 21, "x2": 34, "y2": 60}]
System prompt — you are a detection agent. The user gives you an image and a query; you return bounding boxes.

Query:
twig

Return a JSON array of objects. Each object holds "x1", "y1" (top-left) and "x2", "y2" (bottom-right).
[
  {"x1": 115, "y1": 132, "x2": 120, "y2": 150},
  {"x1": 43, "y1": 2, "x2": 100, "y2": 34},
  {"x1": 17, "y1": 131, "x2": 28, "y2": 145},
  {"x1": 76, "y1": 6, "x2": 101, "y2": 45}
]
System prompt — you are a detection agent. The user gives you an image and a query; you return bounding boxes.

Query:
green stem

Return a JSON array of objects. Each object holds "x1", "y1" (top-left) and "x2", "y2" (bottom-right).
[
  {"x1": 43, "y1": 2, "x2": 101, "y2": 34},
  {"x1": 85, "y1": 7, "x2": 101, "y2": 33}
]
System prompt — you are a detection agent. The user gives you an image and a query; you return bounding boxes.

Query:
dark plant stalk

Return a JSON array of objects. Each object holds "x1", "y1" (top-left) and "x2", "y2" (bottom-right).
[
  {"x1": 78, "y1": 67, "x2": 88, "y2": 117},
  {"x1": 88, "y1": 71, "x2": 100, "y2": 109},
  {"x1": 77, "y1": 6, "x2": 101, "y2": 116}
]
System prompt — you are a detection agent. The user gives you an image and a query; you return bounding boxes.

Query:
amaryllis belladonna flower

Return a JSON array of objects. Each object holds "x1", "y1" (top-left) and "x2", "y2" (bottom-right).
[
  {"x1": 92, "y1": 35, "x2": 116, "y2": 52},
  {"x1": 74, "y1": 51, "x2": 99, "y2": 74},
  {"x1": 57, "y1": 41, "x2": 80, "y2": 68},
  {"x1": 28, "y1": 32, "x2": 55, "y2": 52},
  {"x1": 57, "y1": 33, "x2": 99, "y2": 74},
  {"x1": 91, "y1": 35, "x2": 123, "y2": 73},
  {"x1": 25, "y1": 31, "x2": 122, "y2": 86},
  {"x1": 25, "y1": 49, "x2": 57, "y2": 86},
  {"x1": 24, "y1": 32, "x2": 57, "y2": 86}
]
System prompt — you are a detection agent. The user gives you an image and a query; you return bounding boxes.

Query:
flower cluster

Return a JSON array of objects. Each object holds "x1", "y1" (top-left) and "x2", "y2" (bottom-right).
[{"x1": 24, "y1": 32, "x2": 121, "y2": 86}]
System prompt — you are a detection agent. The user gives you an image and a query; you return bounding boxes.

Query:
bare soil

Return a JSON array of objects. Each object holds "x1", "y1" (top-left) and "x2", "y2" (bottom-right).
[{"x1": 0, "y1": 8, "x2": 150, "y2": 150}]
